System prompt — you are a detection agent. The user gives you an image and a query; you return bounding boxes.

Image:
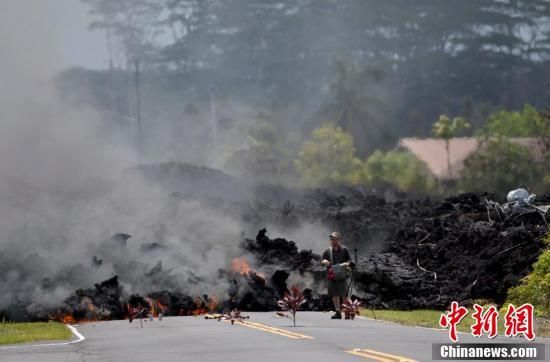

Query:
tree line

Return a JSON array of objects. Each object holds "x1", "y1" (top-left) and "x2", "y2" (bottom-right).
[
  {"x1": 227, "y1": 104, "x2": 549, "y2": 195},
  {"x1": 56, "y1": 1, "x2": 550, "y2": 194},
  {"x1": 80, "y1": 0, "x2": 550, "y2": 113}
]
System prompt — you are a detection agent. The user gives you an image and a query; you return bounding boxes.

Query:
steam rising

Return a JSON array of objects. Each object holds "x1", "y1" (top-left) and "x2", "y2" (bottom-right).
[
  {"x1": 0, "y1": 1, "x2": 246, "y2": 314},
  {"x1": 0, "y1": 1, "x2": 334, "y2": 319}
]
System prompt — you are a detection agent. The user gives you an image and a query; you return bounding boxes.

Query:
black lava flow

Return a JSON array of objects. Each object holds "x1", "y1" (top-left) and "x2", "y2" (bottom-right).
[{"x1": 1, "y1": 183, "x2": 547, "y2": 322}]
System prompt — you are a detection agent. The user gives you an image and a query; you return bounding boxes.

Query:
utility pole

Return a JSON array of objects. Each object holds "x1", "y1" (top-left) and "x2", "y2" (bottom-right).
[
  {"x1": 209, "y1": 88, "x2": 217, "y2": 143},
  {"x1": 134, "y1": 58, "x2": 142, "y2": 154}
]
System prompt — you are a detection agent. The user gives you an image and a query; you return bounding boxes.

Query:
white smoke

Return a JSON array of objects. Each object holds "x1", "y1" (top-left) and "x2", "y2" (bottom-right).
[{"x1": 0, "y1": 1, "x2": 244, "y2": 313}]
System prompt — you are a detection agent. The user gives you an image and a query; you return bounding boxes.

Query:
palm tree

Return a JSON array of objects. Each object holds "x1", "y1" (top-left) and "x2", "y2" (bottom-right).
[
  {"x1": 431, "y1": 115, "x2": 470, "y2": 178},
  {"x1": 321, "y1": 60, "x2": 388, "y2": 155}
]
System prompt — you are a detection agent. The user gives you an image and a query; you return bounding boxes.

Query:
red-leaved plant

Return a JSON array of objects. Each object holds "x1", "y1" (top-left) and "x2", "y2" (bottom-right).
[
  {"x1": 277, "y1": 285, "x2": 306, "y2": 327},
  {"x1": 217, "y1": 309, "x2": 249, "y2": 325},
  {"x1": 128, "y1": 303, "x2": 148, "y2": 328},
  {"x1": 341, "y1": 298, "x2": 362, "y2": 320}
]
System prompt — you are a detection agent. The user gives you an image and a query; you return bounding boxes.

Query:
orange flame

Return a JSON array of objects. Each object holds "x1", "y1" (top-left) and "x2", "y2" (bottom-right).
[
  {"x1": 82, "y1": 297, "x2": 98, "y2": 321},
  {"x1": 207, "y1": 295, "x2": 218, "y2": 311},
  {"x1": 231, "y1": 257, "x2": 251, "y2": 275},
  {"x1": 145, "y1": 297, "x2": 157, "y2": 317},
  {"x1": 192, "y1": 297, "x2": 208, "y2": 315},
  {"x1": 124, "y1": 303, "x2": 131, "y2": 320},
  {"x1": 157, "y1": 299, "x2": 168, "y2": 314},
  {"x1": 230, "y1": 257, "x2": 266, "y2": 279},
  {"x1": 62, "y1": 314, "x2": 76, "y2": 324}
]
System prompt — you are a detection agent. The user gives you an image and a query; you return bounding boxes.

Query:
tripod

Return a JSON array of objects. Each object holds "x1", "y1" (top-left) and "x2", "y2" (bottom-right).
[{"x1": 346, "y1": 247, "x2": 376, "y2": 320}]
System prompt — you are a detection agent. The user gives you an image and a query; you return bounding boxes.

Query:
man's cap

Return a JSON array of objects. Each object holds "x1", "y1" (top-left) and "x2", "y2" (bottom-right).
[{"x1": 329, "y1": 232, "x2": 340, "y2": 239}]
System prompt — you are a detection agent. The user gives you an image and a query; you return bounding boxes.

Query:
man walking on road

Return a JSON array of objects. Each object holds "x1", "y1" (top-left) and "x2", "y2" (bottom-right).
[{"x1": 320, "y1": 232, "x2": 351, "y2": 319}]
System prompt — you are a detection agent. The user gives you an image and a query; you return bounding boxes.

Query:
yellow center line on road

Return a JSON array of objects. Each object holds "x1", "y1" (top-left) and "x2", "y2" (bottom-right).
[
  {"x1": 235, "y1": 320, "x2": 314, "y2": 340},
  {"x1": 346, "y1": 348, "x2": 418, "y2": 362}
]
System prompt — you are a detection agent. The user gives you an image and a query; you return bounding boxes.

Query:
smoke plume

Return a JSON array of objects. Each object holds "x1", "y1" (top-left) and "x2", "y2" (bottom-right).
[{"x1": 0, "y1": 1, "x2": 248, "y2": 315}]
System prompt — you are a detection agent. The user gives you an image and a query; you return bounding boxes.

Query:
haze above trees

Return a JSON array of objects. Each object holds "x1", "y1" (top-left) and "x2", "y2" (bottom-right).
[{"x1": 56, "y1": 0, "x2": 550, "y2": 194}]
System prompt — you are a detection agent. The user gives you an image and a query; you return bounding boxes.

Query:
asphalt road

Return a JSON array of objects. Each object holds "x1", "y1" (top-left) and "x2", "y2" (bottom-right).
[{"x1": 1, "y1": 312, "x2": 548, "y2": 362}]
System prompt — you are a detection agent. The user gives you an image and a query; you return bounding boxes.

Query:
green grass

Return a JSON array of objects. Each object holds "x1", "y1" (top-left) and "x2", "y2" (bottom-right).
[
  {"x1": 0, "y1": 321, "x2": 72, "y2": 345},
  {"x1": 359, "y1": 308, "x2": 550, "y2": 338}
]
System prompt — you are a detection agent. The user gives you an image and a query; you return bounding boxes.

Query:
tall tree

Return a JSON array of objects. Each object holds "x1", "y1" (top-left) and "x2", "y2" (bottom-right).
[
  {"x1": 460, "y1": 137, "x2": 542, "y2": 194},
  {"x1": 294, "y1": 124, "x2": 365, "y2": 187},
  {"x1": 82, "y1": 0, "x2": 163, "y2": 67},
  {"x1": 76, "y1": 0, "x2": 550, "y2": 154},
  {"x1": 159, "y1": 0, "x2": 214, "y2": 72},
  {"x1": 320, "y1": 61, "x2": 390, "y2": 155},
  {"x1": 431, "y1": 115, "x2": 470, "y2": 178}
]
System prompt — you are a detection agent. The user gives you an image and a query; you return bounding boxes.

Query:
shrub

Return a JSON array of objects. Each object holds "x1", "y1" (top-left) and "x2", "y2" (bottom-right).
[
  {"x1": 224, "y1": 120, "x2": 291, "y2": 183},
  {"x1": 505, "y1": 235, "x2": 550, "y2": 317},
  {"x1": 294, "y1": 124, "x2": 365, "y2": 187},
  {"x1": 459, "y1": 137, "x2": 542, "y2": 195},
  {"x1": 479, "y1": 105, "x2": 542, "y2": 137},
  {"x1": 364, "y1": 150, "x2": 435, "y2": 193}
]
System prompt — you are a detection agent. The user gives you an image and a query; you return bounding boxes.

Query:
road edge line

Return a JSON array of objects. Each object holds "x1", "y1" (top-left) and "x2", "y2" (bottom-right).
[
  {"x1": 356, "y1": 316, "x2": 468, "y2": 334},
  {"x1": 356, "y1": 316, "x2": 550, "y2": 340},
  {"x1": 67, "y1": 324, "x2": 86, "y2": 344}
]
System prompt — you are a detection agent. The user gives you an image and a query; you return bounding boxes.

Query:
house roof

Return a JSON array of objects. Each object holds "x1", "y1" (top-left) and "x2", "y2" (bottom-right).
[{"x1": 396, "y1": 137, "x2": 543, "y2": 180}]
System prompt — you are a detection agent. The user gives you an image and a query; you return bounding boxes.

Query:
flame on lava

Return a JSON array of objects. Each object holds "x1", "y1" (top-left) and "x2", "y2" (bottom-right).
[
  {"x1": 124, "y1": 303, "x2": 130, "y2": 320},
  {"x1": 254, "y1": 271, "x2": 266, "y2": 279},
  {"x1": 192, "y1": 297, "x2": 208, "y2": 315},
  {"x1": 207, "y1": 295, "x2": 218, "y2": 311},
  {"x1": 157, "y1": 299, "x2": 168, "y2": 314},
  {"x1": 61, "y1": 314, "x2": 76, "y2": 324},
  {"x1": 230, "y1": 257, "x2": 266, "y2": 279},
  {"x1": 231, "y1": 257, "x2": 251, "y2": 275},
  {"x1": 55, "y1": 297, "x2": 99, "y2": 324},
  {"x1": 145, "y1": 297, "x2": 157, "y2": 317},
  {"x1": 82, "y1": 296, "x2": 98, "y2": 321}
]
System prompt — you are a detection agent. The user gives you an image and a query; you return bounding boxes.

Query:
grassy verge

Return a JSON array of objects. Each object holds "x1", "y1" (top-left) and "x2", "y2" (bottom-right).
[
  {"x1": 359, "y1": 308, "x2": 550, "y2": 338},
  {"x1": 0, "y1": 321, "x2": 72, "y2": 345}
]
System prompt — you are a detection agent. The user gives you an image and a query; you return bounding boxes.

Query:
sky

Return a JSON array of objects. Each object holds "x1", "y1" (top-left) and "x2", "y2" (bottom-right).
[
  {"x1": 49, "y1": 0, "x2": 109, "y2": 70},
  {"x1": 2, "y1": 0, "x2": 109, "y2": 72}
]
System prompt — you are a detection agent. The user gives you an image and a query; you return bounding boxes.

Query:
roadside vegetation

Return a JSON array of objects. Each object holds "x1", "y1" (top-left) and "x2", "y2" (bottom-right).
[
  {"x1": 0, "y1": 321, "x2": 72, "y2": 345},
  {"x1": 505, "y1": 233, "x2": 550, "y2": 318},
  {"x1": 70, "y1": 2, "x2": 550, "y2": 198},
  {"x1": 235, "y1": 102, "x2": 550, "y2": 196},
  {"x1": 359, "y1": 308, "x2": 549, "y2": 338}
]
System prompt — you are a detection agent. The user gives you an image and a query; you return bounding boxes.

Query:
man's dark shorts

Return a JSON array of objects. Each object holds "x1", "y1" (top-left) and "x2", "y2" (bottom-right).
[{"x1": 327, "y1": 279, "x2": 347, "y2": 297}]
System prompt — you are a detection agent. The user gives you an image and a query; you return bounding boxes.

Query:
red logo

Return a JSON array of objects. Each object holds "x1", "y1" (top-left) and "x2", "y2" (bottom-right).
[
  {"x1": 439, "y1": 302, "x2": 536, "y2": 342},
  {"x1": 439, "y1": 301, "x2": 468, "y2": 342},
  {"x1": 471, "y1": 304, "x2": 498, "y2": 338},
  {"x1": 504, "y1": 303, "x2": 535, "y2": 341}
]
